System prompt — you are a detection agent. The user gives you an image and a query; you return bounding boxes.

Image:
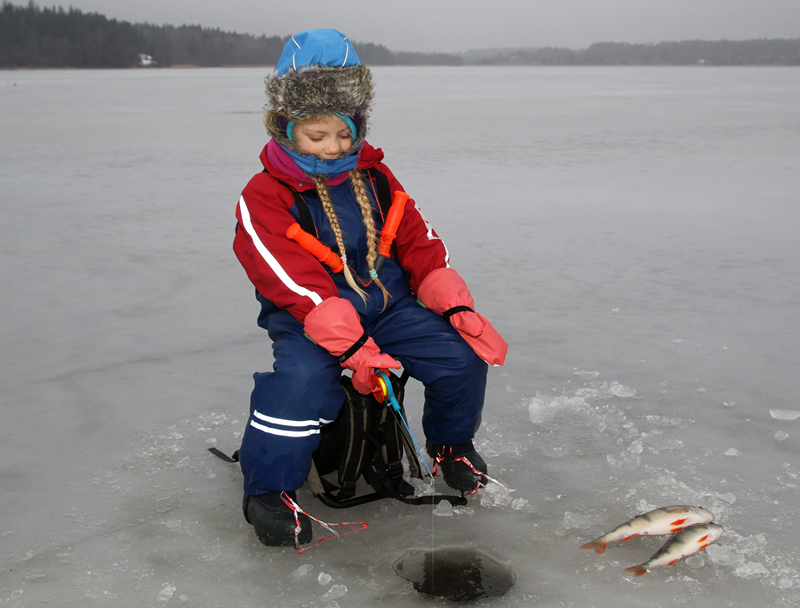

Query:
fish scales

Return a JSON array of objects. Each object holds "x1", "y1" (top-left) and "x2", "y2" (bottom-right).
[
  {"x1": 580, "y1": 505, "x2": 715, "y2": 555},
  {"x1": 623, "y1": 522, "x2": 724, "y2": 576}
]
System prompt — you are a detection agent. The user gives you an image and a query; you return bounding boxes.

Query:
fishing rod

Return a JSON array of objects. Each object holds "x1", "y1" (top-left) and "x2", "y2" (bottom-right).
[{"x1": 370, "y1": 369, "x2": 434, "y2": 479}]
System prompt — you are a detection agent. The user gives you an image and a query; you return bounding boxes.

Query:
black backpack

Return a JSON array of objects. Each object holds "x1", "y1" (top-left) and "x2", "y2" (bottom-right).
[{"x1": 307, "y1": 371, "x2": 466, "y2": 509}]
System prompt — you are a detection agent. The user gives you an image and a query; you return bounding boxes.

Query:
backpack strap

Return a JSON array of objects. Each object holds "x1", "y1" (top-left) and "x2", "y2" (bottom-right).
[
  {"x1": 364, "y1": 168, "x2": 403, "y2": 265},
  {"x1": 336, "y1": 377, "x2": 371, "y2": 500},
  {"x1": 289, "y1": 189, "x2": 318, "y2": 237},
  {"x1": 278, "y1": 169, "x2": 397, "y2": 252},
  {"x1": 364, "y1": 168, "x2": 393, "y2": 218}
]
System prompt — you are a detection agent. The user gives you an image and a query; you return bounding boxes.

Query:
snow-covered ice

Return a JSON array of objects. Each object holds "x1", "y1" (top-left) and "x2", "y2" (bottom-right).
[
  {"x1": 771, "y1": 410, "x2": 800, "y2": 421},
  {"x1": 2, "y1": 66, "x2": 799, "y2": 606}
]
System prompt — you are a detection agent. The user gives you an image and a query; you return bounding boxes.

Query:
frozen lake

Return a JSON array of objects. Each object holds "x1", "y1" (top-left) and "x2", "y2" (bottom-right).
[{"x1": 1, "y1": 65, "x2": 799, "y2": 606}]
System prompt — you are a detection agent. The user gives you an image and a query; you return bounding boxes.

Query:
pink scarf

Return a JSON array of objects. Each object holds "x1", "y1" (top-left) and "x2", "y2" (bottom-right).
[{"x1": 266, "y1": 140, "x2": 351, "y2": 187}]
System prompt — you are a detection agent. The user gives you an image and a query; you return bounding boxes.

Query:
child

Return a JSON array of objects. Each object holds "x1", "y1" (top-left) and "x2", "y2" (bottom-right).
[{"x1": 232, "y1": 29, "x2": 507, "y2": 547}]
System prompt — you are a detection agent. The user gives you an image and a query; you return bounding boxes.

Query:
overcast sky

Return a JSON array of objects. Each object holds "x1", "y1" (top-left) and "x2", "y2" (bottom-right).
[{"x1": 56, "y1": 0, "x2": 800, "y2": 53}]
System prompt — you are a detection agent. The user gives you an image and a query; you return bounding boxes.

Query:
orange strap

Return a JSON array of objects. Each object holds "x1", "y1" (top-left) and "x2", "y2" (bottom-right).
[
  {"x1": 286, "y1": 223, "x2": 344, "y2": 273},
  {"x1": 378, "y1": 191, "x2": 410, "y2": 258}
]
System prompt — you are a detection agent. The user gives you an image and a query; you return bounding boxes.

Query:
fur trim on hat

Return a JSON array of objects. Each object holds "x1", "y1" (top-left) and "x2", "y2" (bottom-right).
[{"x1": 265, "y1": 64, "x2": 374, "y2": 154}]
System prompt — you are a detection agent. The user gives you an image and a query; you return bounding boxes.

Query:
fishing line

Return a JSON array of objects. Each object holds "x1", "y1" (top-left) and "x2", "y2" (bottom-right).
[{"x1": 374, "y1": 371, "x2": 439, "y2": 575}]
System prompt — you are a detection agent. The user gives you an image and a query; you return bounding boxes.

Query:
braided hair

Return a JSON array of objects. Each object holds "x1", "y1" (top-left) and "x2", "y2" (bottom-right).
[{"x1": 311, "y1": 172, "x2": 391, "y2": 310}]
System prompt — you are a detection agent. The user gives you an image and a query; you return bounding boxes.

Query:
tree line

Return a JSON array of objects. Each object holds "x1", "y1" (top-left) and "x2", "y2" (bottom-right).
[
  {"x1": 2, "y1": 2, "x2": 799, "y2": 68},
  {"x1": 480, "y1": 39, "x2": 800, "y2": 66},
  {"x1": 0, "y1": 2, "x2": 461, "y2": 68},
  {"x1": 0, "y1": 2, "x2": 289, "y2": 67}
]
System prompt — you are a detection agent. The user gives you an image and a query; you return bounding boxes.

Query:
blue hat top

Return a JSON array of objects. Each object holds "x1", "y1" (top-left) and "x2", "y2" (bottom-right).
[{"x1": 276, "y1": 29, "x2": 362, "y2": 76}]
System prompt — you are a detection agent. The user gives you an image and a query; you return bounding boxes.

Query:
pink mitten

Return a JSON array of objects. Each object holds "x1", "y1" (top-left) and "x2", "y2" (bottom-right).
[
  {"x1": 417, "y1": 268, "x2": 508, "y2": 366},
  {"x1": 304, "y1": 297, "x2": 400, "y2": 394}
]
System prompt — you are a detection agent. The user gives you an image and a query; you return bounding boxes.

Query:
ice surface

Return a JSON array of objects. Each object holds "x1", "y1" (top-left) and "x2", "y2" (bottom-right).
[
  {"x1": 770, "y1": 410, "x2": 800, "y2": 421},
  {"x1": 2, "y1": 66, "x2": 800, "y2": 607}
]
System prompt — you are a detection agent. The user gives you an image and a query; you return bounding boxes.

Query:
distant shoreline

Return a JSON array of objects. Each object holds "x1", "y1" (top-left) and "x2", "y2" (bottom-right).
[
  {"x1": 3, "y1": 3, "x2": 799, "y2": 69},
  {"x1": 3, "y1": 64, "x2": 800, "y2": 72}
]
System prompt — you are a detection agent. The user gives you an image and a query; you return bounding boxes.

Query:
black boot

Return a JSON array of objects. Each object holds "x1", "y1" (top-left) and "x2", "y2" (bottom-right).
[
  {"x1": 242, "y1": 491, "x2": 313, "y2": 547},
  {"x1": 426, "y1": 440, "x2": 488, "y2": 493}
]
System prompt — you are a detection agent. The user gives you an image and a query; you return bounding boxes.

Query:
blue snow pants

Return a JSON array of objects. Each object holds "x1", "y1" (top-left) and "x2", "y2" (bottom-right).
[{"x1": 238, "y1": 292, "x2": 488, "y2": 495}]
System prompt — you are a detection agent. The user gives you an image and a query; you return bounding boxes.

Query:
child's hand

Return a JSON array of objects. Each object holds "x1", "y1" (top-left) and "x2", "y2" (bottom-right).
[
  {"x1": 417, "y1": 268, "x2": 508, "y2": 367},
  {"x1": 347, "y1": 346, "x2": 400, "y2": 395},
  {"x1": 448, "y1": 309, "x2": 507, "y2": 367},
  {"x1": 447, "y1": 309, "x2": 484, "y2": 337},
  {"x1": 303, "y1": 296, "x2": 400, "y2": 393}
]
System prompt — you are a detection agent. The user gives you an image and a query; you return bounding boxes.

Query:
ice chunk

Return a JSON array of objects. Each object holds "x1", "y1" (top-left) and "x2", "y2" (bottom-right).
[
  {"x1": 321, "y1": 584, "x2": 347, "y2": 601},
  {"x1": 725, "y1": 448, "x2": 740, "y2": 456},
  {"x1": 715, "y1": 492, "x2": 737, "y2": 504},
  {"x1": 627, "y1": 440, "x2": 643, "y2": 455},
  {"x1": 292, "y1": 564, "x2": 314, "y2": 578},
  {"x1": 775, "y1": 431, "x2": 790, "y2": 441},
  {"x1": 480, "y1": 481, "x2": 513, "y2": 508},
  {"x1": 157, "y1": 584, "x2": 175, "y2": 602},
  {"x1": 734, "y1": 562, "x2": 769, "y2": 578},
  {"x1": 770, "y1": 410, "x2": 800, "y2": 421},
  {"x1": 434, "y1": 500, "x2": 455, "y2": 517},
  {"x1": 318, "y1": 572, "x2": 332, "y2": 585},
  {"x1": 608, "y1": 382, "x2": 637, "y2": 398},
  {"x1": 511, "y1": 497, "x2": 530, "y2": 510}
]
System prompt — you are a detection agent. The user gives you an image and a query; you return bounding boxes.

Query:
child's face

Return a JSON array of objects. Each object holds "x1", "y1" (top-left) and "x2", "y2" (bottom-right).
[{"x1": 293, "y1": 115, "x2": 353, "y2": 159}]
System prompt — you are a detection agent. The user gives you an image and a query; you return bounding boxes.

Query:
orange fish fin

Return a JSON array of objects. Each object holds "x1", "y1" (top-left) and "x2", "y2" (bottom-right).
[
  {"x1": 670, "y1": 518, "x2": 688, "y2": 527},
  {"x1": 668, "y1": 559, "x2": 680, "y2": 566},
  {"x1": 696, "y1": 535, "x2": 709, "y2": 543},
  {"x1": 624, "y1": 565, "x2": 648, "y2": 577},
  {"x1": 620, "y1": 534, "x2": 638, "y2": 544},
  {"x1": 580, "y1": 540, "x2": 607, "y2": 555},
  {"x1": 698, "y1": 543, "x2": 709, "y2": 550}
]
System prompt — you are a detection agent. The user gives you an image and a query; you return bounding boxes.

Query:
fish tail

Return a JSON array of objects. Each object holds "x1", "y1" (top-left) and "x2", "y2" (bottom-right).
[
  {"x1": 580, "y1": 539, "x2": 607, "y2": 555},
  {"x1": 623, "y1": 565, "x2": 648, "y2": 577}
]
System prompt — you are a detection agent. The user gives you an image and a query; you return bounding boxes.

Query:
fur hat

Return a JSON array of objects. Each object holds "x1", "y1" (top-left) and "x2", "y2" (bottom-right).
[{"x1": 266, "y1": 29, "x2": 374, "y2": 155}]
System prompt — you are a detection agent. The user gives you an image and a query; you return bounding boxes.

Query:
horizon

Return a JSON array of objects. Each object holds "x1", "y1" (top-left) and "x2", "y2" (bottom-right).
[{"x1": 8, "y1": 0, "x2": 800, "y2": 54}]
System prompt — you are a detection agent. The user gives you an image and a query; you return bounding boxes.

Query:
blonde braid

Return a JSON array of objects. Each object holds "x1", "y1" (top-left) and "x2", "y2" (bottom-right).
[
  {"x1": 312, "y1": 175, "x2": 369, "y2": 305},
  {"x1": 350, "y1": 169, "x2": 391, "y2": 310}
]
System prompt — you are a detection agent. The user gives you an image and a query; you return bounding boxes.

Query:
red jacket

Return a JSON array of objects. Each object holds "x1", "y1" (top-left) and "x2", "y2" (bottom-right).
[{"x1": 233, "y1": 142, "x2": 450, "y2": 324}]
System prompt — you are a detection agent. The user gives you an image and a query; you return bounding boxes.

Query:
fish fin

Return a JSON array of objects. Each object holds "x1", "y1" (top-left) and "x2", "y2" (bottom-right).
[
  {"x1": 668, "y1": 559, "x2": 680, "y2": 566},
  {"x1": 698, "y1": 543, "x2": 710, "y2": 550},
  {"x1": 670, "y1": 518, "x2": 688, "y2": 527},
  {"x1": 620, "y1": 534, "x2": 638, "y2": 545},
  {"x1": 696, "y1": 535, "x2": 709, "y2": 544},
  {"x1": 624, "y1": 565, "x2": 648, "y2": 577},
  {"x1": 580, "y1": 540, "x2": 607, "y2": 555}
]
